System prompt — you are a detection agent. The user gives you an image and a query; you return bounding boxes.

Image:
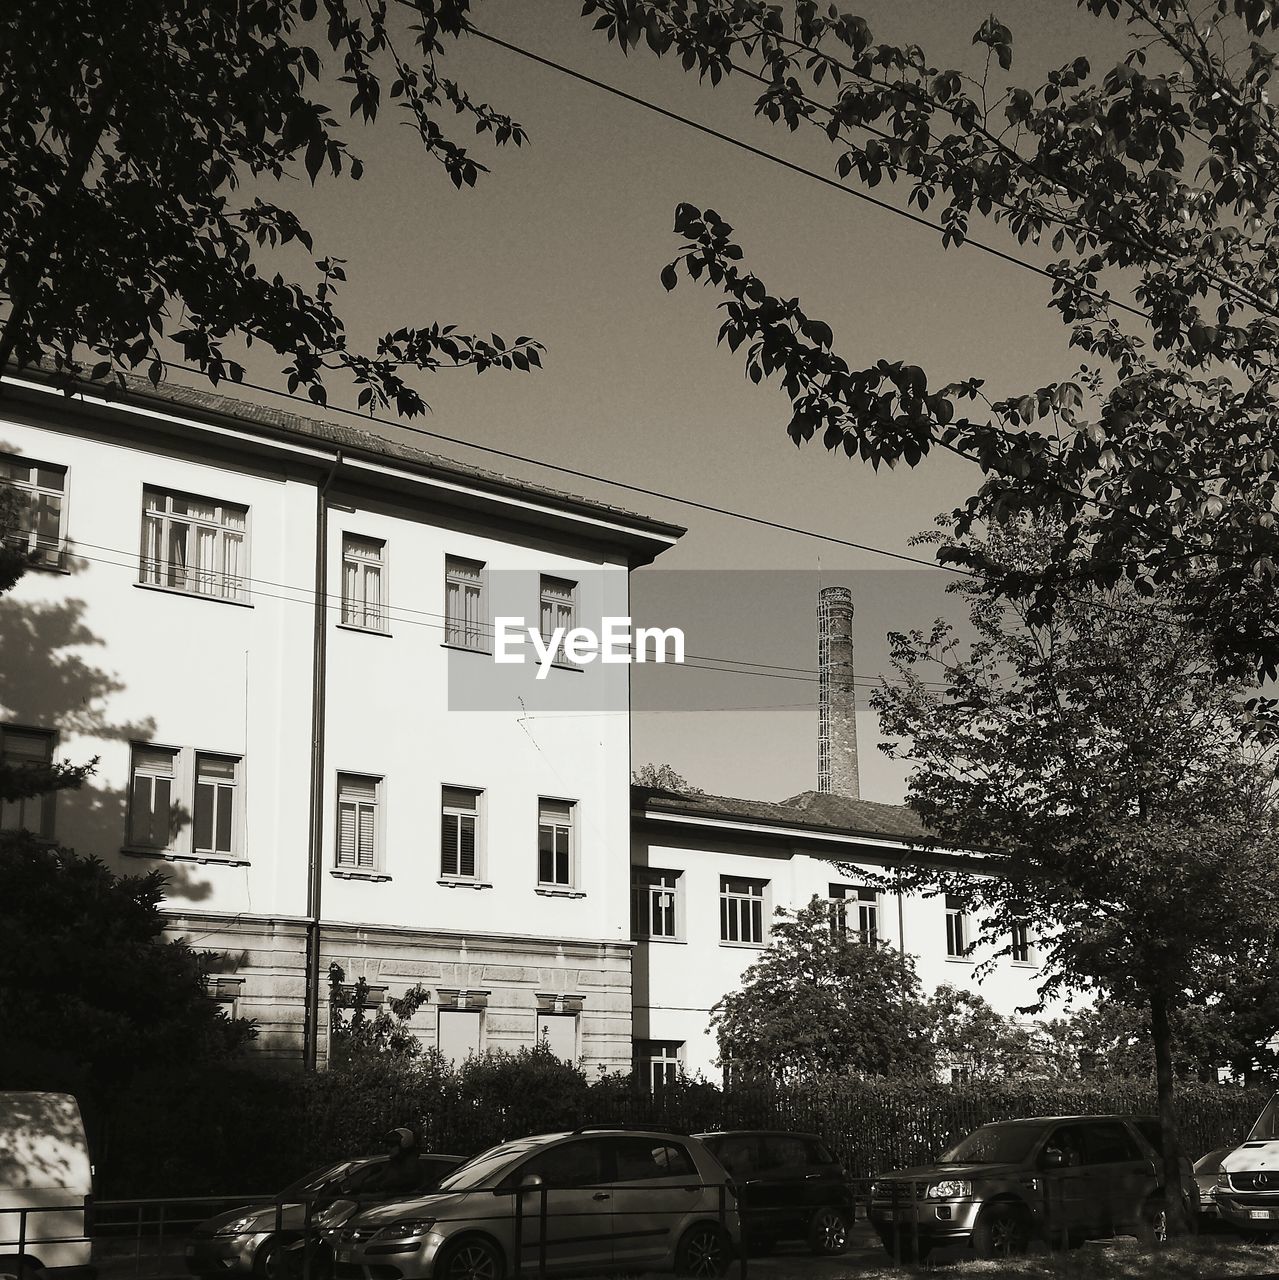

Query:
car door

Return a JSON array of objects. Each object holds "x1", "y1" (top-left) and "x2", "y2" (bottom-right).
[
  {"x1": 703, "y1": 1135, "x2": 765, "y2": 1236},
  {"x1": 755, "y1": 1134, "x2": 819, "y2": 1236},
  {"x1": 1037, "y1": 1123, "x2": 1094, "y2": 1240},
  {"x1": 506, "y1": 1137, "x2": 615, "y2": 1273},
  {"x1": 605, "y1": 1137, "x2": 710, "y2": 1270},
  {"x1": 1076, "y1": 1121, "x2": 1156, "y2": 1232}
]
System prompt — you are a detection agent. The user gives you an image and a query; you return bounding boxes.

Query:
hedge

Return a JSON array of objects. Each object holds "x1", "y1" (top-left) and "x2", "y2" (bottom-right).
[{"x1": 96, "y1": 1049, "x2": 1271, "y2": 1197}]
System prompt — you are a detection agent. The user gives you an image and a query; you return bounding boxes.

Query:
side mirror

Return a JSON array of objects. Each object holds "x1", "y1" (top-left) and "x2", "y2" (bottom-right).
[{"x1": 519, "y1": 1174, "x2": 545, "y2": 1190}]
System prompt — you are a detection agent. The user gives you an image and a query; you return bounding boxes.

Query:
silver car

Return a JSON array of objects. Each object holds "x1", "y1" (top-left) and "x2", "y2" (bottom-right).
[{"x1": 333, "y1": 1128, "x2": 739, "y2": 1280}]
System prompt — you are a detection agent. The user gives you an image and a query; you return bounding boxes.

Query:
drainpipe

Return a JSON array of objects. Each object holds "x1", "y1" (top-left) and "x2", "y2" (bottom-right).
[{"x1": 303, "y1": 451, "x2": 342, "y2": 1070}]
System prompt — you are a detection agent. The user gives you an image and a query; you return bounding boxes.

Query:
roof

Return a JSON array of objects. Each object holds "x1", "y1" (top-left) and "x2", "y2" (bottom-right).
[
  {"x1": 632, "y1": 785, "x2": 929, "y2": 843},
  {"x1": 4, "y1": 366, "x2": 686, "y2": 547}
]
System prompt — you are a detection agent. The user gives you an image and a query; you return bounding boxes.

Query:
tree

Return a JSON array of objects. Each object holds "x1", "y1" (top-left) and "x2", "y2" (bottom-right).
[
  {"x1": 0, "y1": 836, "x2": 256, "y2": 1093},
  {"x1": 631, "y1": 761, "x2": 703, "y2": 794},
  {"x1": 584, "y1": 0, "x2": 1279, "y2": 680},
  {"x1": 1, "y1": 0, "x2": 541, "y2": 413},
  {"x1": 327, "y1": 961, "x2": 430, "y2": 1061},
  {"x1": 925, "y1": 984, "x2": 1073, "y2": 1082},
  {"x1": 872, "y1": 520, "x2": 1279, "y2": 1230},
  {"x1": 711, "y1": 896, "x2": 935, "y2": 1081}
]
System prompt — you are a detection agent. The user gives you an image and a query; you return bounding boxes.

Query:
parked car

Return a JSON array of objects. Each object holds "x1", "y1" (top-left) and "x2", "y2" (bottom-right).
[
  {"x1": 1194, "y1": 1147, "x2": 1235, "y2": 1222},
  {"x1": 186, "y1": 1154, "x2": 465, "y2": 1280},
  {"x1": 1214, "y1": 1093, "x2": 1279, "y2": 1235},
  {"x1": 333, "y1": 1127, "x2": 739, "y2": 1279},
  {"x1": 867, "y1": 1115, "x2": 1184, "y2": 1260},
  {"x1": 693, "y1": 1130, "x2": 854, "y2": 1256}
]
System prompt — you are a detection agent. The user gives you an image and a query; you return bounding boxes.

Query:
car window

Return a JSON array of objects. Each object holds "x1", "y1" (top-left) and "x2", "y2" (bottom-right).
[
  {"x1": 610, "y1": 1138, "x2": 696, "y2": 1182},
  {"x1": 1039, "y1": 1126, "x2": 1086, "y2": 1169},
  {"x1": 410, "y1": 1160, "x2": 460, "y2": 1192},
  {"x1": 521, "y1": 1139, "x2": 610, "y2": 1189},
  {"x1": 760, "y1": 1135, "x2": 811, "y2": 1172},
  {"x1": 808, "y1": 1139, "x2": 837, "y2": 1167},
  {"x1": 707, "y1": 1135, "x2": 758, "y2": 1178},
  {"x1": 1077, "y1": 1122, "x2": 1142, "y2": 1165},
  {"x1": 1133, "y1": 1119, "x2": 1163, "y2": 1154},
  {"x1": 281, "y1": 1161, "x2": 354, "y2": 1198},
  {"x1": 1248, "y1": 1096, "x2": 1279, "y2": 1142}
]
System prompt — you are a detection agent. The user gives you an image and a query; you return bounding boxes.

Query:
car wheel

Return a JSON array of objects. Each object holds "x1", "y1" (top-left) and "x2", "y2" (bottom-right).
[
  {"x1": 1135, "y1": 1198, "x2": 1169, "y2": 1248},
  {"x1": 435, "y1": 1237, "x2": 505, "y2": 1280},
  {"x1": 807, "y1": 1206, "x2": 851, "y2": 1256},
  {"x1": 0, "y1": 1262, "x2": 45, "y2": 1280},
  {"x1": 972, "y1": 1204, "x2": 1031, "y2": 1258},
  {"x1": 254, "y1": 1238, "x2": 290, "y2": 1280},
  {"x1": 675, "y1": 1223, "x2": 731, "y2": 1278}
]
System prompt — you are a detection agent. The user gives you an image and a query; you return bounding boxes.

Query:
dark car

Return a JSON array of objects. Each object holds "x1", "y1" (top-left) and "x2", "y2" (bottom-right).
[
  {"x1": 186, "y1": 1154, "x2": 466, "y2": 1280},
  {"x1": 694, "y1": 1130, "x2": 855, "y2": 1256},
  {"x1": 867, "y1": 1115, "x2": 1177, "y2": 1260},
  {"x1": 1194, "y1": 1146, "x2": 1234, "y2": 1222}
]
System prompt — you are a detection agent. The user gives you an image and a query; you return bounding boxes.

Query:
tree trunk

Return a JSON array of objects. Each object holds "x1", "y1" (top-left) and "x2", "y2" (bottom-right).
[{"x1": 1150, "y1": 990, "x2": 1193, "y2": 1236}]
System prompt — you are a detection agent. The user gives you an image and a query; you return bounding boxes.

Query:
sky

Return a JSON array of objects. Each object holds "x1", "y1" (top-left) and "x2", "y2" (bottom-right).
[{"x1": 166, "y1": 1, "x2": 1138, "y2": 803}]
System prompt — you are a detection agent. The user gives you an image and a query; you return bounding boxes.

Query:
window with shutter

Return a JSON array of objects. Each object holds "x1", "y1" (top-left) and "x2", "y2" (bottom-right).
[
  {"x1": 341, "y1": 535, "x2": 386, "y2": 630},
  {"x1": 337, "y1": 773, "x2": 381, "y2": 871},
  {"x1": 445, "y1": 557, "x2": 487, "y2": 650},
  {"x1": 441, "y1": 786, "x2": 481, "y2": 879}
]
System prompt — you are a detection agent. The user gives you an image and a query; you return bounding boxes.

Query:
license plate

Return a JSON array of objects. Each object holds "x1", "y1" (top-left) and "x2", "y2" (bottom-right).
[{"x1": 1250, "y1": 1210, "x2": 1275, "y2": 1220}]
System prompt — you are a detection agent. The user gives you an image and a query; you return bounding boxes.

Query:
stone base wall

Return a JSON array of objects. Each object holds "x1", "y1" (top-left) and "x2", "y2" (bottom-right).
[{"x1": 163, "y1": 910, "x2": 634, "y2": 1074}]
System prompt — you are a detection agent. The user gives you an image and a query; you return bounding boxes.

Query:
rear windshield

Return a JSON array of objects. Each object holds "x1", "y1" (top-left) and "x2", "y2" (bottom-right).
[
  {"x1": 1248, "y1": 1096, "x2": 1279, "y2": 1142},
  {"x1": 940, "y1": 1125, "x2": 1043, "y2": 1165}
]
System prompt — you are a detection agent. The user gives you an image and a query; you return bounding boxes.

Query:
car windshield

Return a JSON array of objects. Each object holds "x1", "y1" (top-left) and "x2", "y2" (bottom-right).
[
  {"x1": 278, "y1": 1161, "x2": 356, "y2": 1198},
  {"x1": 436, "y1": 1142, "x2": 539, "y2": 1192},
  {"x1": 939, "y1": 1125, "x2": 1043, "y2": 1165},
  {"x1": 1248, "y1": 1096, "x2": 1279, "y2": 1142}
]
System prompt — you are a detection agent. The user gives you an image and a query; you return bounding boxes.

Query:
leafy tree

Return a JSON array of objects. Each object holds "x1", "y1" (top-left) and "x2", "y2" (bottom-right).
[
  {"x1": 327, "y1": 961, "x2": 431, "y2": 1062},
  {"x1": 584, "y1": 0, "x2": 1279, "y2": 680},
  {"x1": 0, "y1": 837, "x2": 257, "y2": 1093},
  {"x1": 631, "y1": 761, "x2": 703, "y2": 793},
  {"x1": 711, "y1": 896, "x2": 935, "y2": 1081},
  {"x1": 872, "y1": 520, "x2": 1279, "y2": 1229},
  {"x1": 925, "y1": 984, "x2": 1074, "y2": 1082},
  {"x1": 1, "y1": 0, "x2": 541, "y2": 413}
]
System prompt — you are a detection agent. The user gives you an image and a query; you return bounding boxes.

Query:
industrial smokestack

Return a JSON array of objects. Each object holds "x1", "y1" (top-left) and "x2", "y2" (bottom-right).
[{"x1": 818, "y1": 586, "x2": 860, "y2": 799}]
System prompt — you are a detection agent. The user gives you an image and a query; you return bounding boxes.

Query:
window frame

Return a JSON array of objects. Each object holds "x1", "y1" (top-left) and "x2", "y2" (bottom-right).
[
  {"x1": 538, "y1": 575, "x2": 578, "y2": 665},
  {"x1": 536, "y1": 796, "x2": 577, "y2": 890},
  {"x1": 830, "y1": 883, "x2": 879, "y2": 946},
  {"x1": 440, "y1": 784, "x2": 483, "y2": 882},
  {"x1": 720, "y1": 875, "x2": 768, "y2": 946},
  {"x1": 633, "y1": 1039, "x2": 683, "y2": 1091},
  {"x1": 334, "y1": 771, "x2": 385, "y2": 878},
  {"x1": 0, "y1": 453, "x2": 68, "y2": 571},
  {"x1": 340, "y1": 533, "x2": 388, "y2": 632},
  {"x1": 125, "y1": 743, "x2": 245, "y2": 862},
  {"x1": 945, "y1": 893, "x2": 970, "y2": 959},
  {"x1": 0, "y1": 724, "x2": 58, "y2": 839},
  {"x1": 631, "y1": 867, "x2": 681, "y2": 941},
  {"x1": 535, "y1": 1011, "x2": 578, "y2": 1063},
  {"x1": 444, "y1": 555, "x2": 488, "y2": 652},
  {"x1": 139, "y1": 485, "x2": 250, "y2": 604},
  {"x1": 1011, "y1": 918, "x2": 1034, "y2": 966}
]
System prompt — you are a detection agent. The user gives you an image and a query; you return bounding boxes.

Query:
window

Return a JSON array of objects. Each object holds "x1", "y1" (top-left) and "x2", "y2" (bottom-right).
[
  {"x1": 193, "y1": 753, "x2": 238, "y2": 856},
  {"x1": 720, "y1": 876, "x2": 766, "y2": 944},
  {"x1": 633, "y1": 1040, "x2": 682, "y2": 1091},
  {"x1": 341, "y1": 535, "x2": 386, "y2": 630},
  {"x1": 127, "y1": 744, "x2": 243, "y2": 858},
  {"x1": 536, "y1": 1012, "x2": 577, "y2": 1062},
  {"x1": 441, "y1": 786, "x2": 480, "y2": 879},
  {"x1": 336, "y1": 773, "x2": 380, "y2": 871},
  {"x1": 438, "y1": 1008, "x2": 481, "y2": 1066},
  {"x1": 141, "y1": 487, "x2": 248, "y2": 602},
  {"x1": 537, "y1": 797, "x2": 575, "y2": 887},
  {"x1": 830, "y1": 884, "x2": 878, "y2": 945},
  {"x1": 631, "y1": 868, "x2": 680, "y2": 939},
  {"x1": 945, "y1": 893, "x2": 969, "y2": 958},
  {"x1": 610, "y1": 1137, "x2": 696, "y2": 1181},
  {"x1": 1011, "y1": 918, "x2": 1033, "y2": 965},
  {"x1": 0, "y1": 726, "x2": 56, "y2": 837},
  {"x1": 539, "y1": 575, "x2": 576, "y2": 647},
  {"x1": 444, "y1": 556, "x2": 486, "y2": 650},
  {"x1": 0, "y1": 454, "x2": 67, "y2": 569}
]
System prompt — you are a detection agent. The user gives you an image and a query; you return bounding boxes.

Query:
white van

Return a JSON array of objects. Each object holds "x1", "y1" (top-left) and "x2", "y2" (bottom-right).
[
  {"x1": 0, "y1": 1092, "x2": 94, "y2": 1280},
  {"x1": 1215, "y1": 1093, "x2": 1279, "y2": 1234}
]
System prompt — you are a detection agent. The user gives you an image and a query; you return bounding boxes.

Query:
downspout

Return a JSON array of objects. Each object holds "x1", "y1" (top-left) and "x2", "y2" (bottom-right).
[{"x1": 302, "y1": 451, "x2": 342, "y2": 1070}]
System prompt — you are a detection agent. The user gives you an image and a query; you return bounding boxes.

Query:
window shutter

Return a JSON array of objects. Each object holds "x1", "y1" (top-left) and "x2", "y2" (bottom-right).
[
  {"x1": 459, "y1": 816, "x2": 476, "y2": 878},
  {"x1": 538, "y1": 798, "x2": 572, "y2": 825},
  {"x1": 338, "y1": 801, "x2": 357, "y2": 866},
  {"x1": 357, "y1": 807, "x2": 375, "y2": 868},
  {"x1": 441, "y1": 812, "x2": 458, "y2": 877}
]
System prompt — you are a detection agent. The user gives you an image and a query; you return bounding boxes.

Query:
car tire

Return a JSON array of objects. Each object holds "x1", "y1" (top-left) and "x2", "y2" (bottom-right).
[
  {"x1": 1135, "y1": 1197, "x2": 1169, "y2": 1248},
  {"x1": 972, "y1": 1204, "x2": 1031, "y2": 1258},
  {"x1": 0, "y1": 1261, "x2": 46, "y2": 1280},
  {"x1": 807, "y1": 1206, "x2": 852, "y2": 1256},
  {"x1": 434, "y1": 1237, "x2": 505, "y2": 1280},
  {"x1": 253, "y1": 1238, "x2": 289, "y2": 1280},
  {"x1": 674, "y1": 1223, "x2": 731, "y2": 1278}
]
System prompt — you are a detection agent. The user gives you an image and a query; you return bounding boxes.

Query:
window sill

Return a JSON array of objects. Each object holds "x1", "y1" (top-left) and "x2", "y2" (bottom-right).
[
  {"x1": 1011, "y1": 960, "x2": 1038, "y2": 969},
  {"x1": 945, "y1": 955, "x2": 975, "y2": 964},
  {"x1": 719, "y1": 939, "x2": 766, "y2": 949},
  {"x1": 330, "y1": 868, "x2": 392, "y2": 882},
  {"x1": 337, "y1": 623, "x2": 392, "y2": 637},
  {"x1": 441, "y1": 641, "x2": 493, "y2": 657},
  {"x1": 121, "y1": 846, "x2": 249, "y2": 867},
  {"x1": 535, "y1": 886, "x2": 586, "y2": 899},
  {"x1": 134, "y1": 581, "x2": 253, "y2": 608},
  {"x1": 25, "y1": 559, "x2": 71, "y2": 576},
  {"x1": 438, "y1": 878, "x2": 493, "y2": 890},
  {"x1": 632, "y1": 935, "x2": 685, "y2": 944}
]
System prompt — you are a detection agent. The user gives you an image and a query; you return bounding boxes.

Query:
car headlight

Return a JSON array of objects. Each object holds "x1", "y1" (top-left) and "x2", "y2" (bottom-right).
[
  {"x1": 1217, "y1": 1172, "x2": 1230, "y2": 1188},
  {"x1": 215, "y1": 1216, "x2": 264, "y2": 1237},
  {"x1": 926, "y1": 1180, "x2": 971, "y2": 1199},
  {"x1": 869, "y1": 1181, "x2": 880, "y2": 1198},
  {"x1": 371, "y1": 1218, "x2": 437, "y2": 1243}
]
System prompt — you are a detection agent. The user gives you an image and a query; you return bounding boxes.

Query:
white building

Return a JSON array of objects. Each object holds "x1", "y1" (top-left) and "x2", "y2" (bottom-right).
[
  {"x1": 629, "y1": 786, "x2": 1048, "y2": 1084},
  {"x1": 0, "y1": 370, "x2": 682, "y2": 1072}
]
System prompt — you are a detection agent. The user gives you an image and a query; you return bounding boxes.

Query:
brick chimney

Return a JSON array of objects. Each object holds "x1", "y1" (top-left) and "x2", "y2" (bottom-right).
[{"x1": 818, "y1": 586, "x2": 860, "y2": 799}]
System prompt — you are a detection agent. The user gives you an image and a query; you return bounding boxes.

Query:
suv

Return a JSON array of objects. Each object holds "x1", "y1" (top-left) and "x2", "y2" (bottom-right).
[
  {"x1": 694, "y1": 1130, "x2": 854, "y2": 1255},
  {"x1": 333, "y1": 1128, "x2": 739, "y2": 1279},
  {"x1": 867, "y1": 1115, "x2": 1172, "y2": 1260}
]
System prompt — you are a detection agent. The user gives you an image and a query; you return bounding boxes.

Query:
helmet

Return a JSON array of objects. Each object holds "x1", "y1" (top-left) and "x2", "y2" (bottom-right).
[{"x1": 383, "y1": 1127, "x2": 416, "y2": 1152}]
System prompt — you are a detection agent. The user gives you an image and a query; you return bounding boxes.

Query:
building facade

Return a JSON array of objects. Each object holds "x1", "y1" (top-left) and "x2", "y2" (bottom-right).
[{"x1": 0, "y1": 371, "x2": 682, "y2": 1071}]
